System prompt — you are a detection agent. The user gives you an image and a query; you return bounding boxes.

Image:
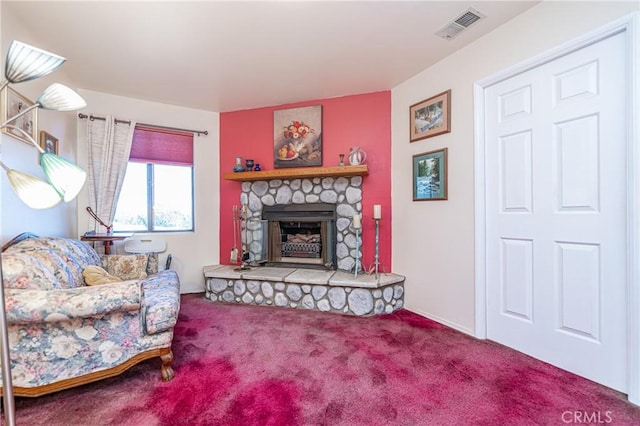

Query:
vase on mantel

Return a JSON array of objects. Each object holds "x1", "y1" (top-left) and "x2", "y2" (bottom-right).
[
  {"x1": 348, "y1": 147, "x2": 367, "y2": 165},
  {"x1": 233, "y1": 156, "x2": 245, "y2": 172}
]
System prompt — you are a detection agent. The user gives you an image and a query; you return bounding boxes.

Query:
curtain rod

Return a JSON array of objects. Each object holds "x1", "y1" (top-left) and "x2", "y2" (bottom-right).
[{"x1": 77, "y1": 113, "x2": 208, "y2": 136}]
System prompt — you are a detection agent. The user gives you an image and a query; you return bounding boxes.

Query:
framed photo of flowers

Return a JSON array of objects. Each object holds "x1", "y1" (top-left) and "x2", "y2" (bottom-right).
[
  {"x1": 0, "y1": 86, "x2": 38, "y2": 145},
  {"x1": 274, "y1": 105, "x2": 322, "y2": 168},
  {"x1": 410, "y1": 90, "x2": 451, "y2": 142},
  {"x1": 413, "y1": 148, "x2": 447, "y2": 201}
]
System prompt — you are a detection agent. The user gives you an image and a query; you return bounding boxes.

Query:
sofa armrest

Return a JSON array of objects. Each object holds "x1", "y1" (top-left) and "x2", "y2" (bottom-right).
[
  {"x1": 142, "y1": 270, "x2": 181, "y2": 334},
  {"x1": 5, "y1": 280, "x2": 142, "y2": 324}
]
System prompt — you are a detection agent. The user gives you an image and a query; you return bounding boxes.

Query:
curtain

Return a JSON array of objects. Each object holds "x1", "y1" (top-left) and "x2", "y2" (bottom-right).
[{"x1": 87, "y1": 116, "x2": 136, "y2": 233}]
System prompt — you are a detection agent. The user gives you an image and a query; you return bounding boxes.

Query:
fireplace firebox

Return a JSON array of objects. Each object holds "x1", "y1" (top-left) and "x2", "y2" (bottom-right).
[{"x1": 262, "y1": 203, "x2": 337, "y2": 270}]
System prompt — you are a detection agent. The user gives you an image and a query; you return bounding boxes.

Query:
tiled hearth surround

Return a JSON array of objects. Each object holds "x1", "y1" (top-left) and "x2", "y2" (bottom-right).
[
  {"x1": 204, "y1": 266, "x2": 405, "y2": 316},
  {"x1": 240, "y1": 176, "x2": 363, "y2": 271},
  {"x1": 207, "y1": 171, "x2": 405, "y2": 316}
]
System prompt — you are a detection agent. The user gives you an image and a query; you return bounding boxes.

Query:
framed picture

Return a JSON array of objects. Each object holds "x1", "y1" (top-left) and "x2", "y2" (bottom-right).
[
  {"x1": 40, "y1": 130, "x2": 59, "y2": 155},
  {"x1": 0, "y1": 86, "x2": 38, "y2": 145},
  {"x1": 410, "y1": 90, "x2": 451, "y2": 142},
  {"x1": 274, "y1": 105, "x2": 322, "y2": 168},
  {"x1": 413, "y1": 148, "x2": 448, "y2": 201}
]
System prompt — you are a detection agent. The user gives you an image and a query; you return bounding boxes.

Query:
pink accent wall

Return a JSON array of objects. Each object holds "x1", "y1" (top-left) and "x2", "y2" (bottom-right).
[{"x1": 219, "y1": 91, "x2": 391, "y2": 272}]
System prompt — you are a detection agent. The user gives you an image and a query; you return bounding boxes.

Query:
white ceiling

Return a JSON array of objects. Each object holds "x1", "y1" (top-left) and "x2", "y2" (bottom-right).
[{"x1": 3, "y1": 1, "x2": 539, "y2": 113}]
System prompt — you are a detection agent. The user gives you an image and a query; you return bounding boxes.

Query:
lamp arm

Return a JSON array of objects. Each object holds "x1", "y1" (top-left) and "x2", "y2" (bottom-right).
[
  {"x1": 0, "y1": 124, "x2": 44, "y2": 153},
  {"x1": 0, "y1": 80, "x2": 8, "y2": 93},
  {"x1": 0, "y1": 256, "x2": 16, "y2": 426},
  {"x1": 0, "y1": 103, "x2": 39, "y2": 130}
]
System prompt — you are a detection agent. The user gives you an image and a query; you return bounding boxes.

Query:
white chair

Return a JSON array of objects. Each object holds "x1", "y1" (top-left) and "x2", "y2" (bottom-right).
[{"x1": 124, "y1": 236, "x2": 171, "y2": 269}]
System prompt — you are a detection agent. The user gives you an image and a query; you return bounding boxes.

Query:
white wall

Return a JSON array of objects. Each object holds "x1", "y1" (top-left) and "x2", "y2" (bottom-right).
[
  {"x1": 75, "y1": 90, "x2": 220, "y2": 294},
  {"x1": 1, "y1": 7, "x2": 79, "y2": 244},
  {"x1": 392, "y1": 1, "x2": 639, "y2": 335}
]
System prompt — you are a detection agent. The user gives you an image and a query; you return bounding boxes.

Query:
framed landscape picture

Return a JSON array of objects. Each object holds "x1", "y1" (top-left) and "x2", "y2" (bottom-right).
[
  {"x1": 0, "y1": 86, "x2": 38, "y2": 145},
  {"x1": 410, "y1": 90, "x2": 451, "y2": 142},
  {"x1": 413, "y1": 148, "x2": 448, "y2": 201},
  {"x1": 40, "y1": 130, "x2": 59, "y2": 155},
  {"x1": 274, "y1": 105, "x2": 322, "y2": 168}
]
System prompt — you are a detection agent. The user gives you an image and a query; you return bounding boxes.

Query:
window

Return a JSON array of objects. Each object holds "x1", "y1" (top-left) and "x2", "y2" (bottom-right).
[{"x1": 113, "y1": 126, "x2": 194, "y2": 232}]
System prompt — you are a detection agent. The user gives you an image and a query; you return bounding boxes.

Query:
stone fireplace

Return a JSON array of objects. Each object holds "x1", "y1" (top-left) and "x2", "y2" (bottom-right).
[
  {"x1": 240, "y1": 176, "x2": 363, "y2": 272},
  {"x1": 205, "y1": 166, "x2": 405, "y2": 317}
]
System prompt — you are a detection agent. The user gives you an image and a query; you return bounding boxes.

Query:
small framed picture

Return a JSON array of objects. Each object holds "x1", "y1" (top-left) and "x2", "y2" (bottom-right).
[
  {"x1": 413, "y1": 148, "x2": 448, "y2": 201},
  {"x1": 0, "y1": 86, "x2": 38, "y2": 145},
  {"x1": 410, "y1": 90, "x2": 451, "y2": 142},
  {"x1": 40, "y1": 130, "x2": 59, "y2": 155}
]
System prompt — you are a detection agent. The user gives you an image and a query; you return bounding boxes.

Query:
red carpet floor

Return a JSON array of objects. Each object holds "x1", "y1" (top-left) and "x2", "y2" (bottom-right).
[{"x1": 8, "y1": 293, "x2": 640, "y2": 425}]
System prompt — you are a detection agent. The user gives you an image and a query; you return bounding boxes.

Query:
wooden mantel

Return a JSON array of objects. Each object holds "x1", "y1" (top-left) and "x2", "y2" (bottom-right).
[{"x1": 223, "y1": 165, "x2": 368, "y2": 182}]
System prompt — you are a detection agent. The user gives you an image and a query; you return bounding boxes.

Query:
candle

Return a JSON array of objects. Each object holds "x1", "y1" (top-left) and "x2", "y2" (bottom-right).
[
  {"x1": 373, "y1": 205, "x2": 382, "y2": 220},
  {"x1": 352, "y1": 214, "x2": 361, "y2": 229}
]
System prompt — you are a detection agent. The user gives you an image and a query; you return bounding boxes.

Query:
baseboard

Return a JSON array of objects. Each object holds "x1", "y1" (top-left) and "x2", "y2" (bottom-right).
[{"x1": 404, "y1": 306, "x2": 475, "y2": 337}]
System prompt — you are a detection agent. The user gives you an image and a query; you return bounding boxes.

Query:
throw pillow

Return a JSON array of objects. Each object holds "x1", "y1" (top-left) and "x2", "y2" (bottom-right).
[
  {"x1": 82, "y1": 265, "x2": 121, "y2": 286},
  {"x1": 103, "y1": 254, "x2": 148, "y2": 280}
]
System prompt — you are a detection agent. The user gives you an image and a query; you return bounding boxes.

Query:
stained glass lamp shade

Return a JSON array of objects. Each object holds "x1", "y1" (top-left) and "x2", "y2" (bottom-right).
[
  {"x1": 40, "y1": 152, "x2": 87, "y2": 202},
  {"x1": 0, "y1": 83, "x2": 86, "y2": 128},
  {"x1": 2, "y1": 124, "x2": 87, "y2": 202},
  {"x1": 0, "y1": 40, "x2": 65, "y2": 92},
  {"x1": 0, "y1": 161, "x2": 62, "y2": 209}
]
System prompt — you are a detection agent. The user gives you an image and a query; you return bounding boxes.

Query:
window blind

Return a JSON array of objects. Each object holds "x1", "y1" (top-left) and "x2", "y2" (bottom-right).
[{"x1": 129, "y1": 125, "x2": 194, "y2": 166}]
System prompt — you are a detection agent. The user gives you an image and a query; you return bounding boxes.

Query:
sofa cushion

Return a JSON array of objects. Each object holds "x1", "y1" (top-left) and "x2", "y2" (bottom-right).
[
  {"x1": 16, "y1": 248, "x2": 80, "y2": 289},
  {"x1": 35, "y1": 248, "x2": 83, "y2": 288},
  {"x1": 10, "y1": 237, "x2": 102, "y2": 266},
  {"x1": 6, "y1": 237, "x2": 101, "y2": 286},
  {"x1": 82, "y1": 266, "x2": 122, "y2": 286},
  {"x1": 2, "y1": 252, "x2": 63, "y2": 290},
  {"x1": 146, "y1": 252, "x2": 159, "y2": 275},
  {"x1": 103, "y1": 254, "x2": 148, "y2": 280}
]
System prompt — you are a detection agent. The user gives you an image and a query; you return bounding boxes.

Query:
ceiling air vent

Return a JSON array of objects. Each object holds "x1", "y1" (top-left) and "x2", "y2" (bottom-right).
[{"x1": 435, "y1": 8, "x2": 486, "y2": 40}]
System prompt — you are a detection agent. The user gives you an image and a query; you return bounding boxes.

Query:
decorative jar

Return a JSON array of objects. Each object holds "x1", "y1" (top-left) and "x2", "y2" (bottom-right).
[
  {"x1": 348, "y1": 147, "x2": 367, "y2": 165},
  {"x1": 233, "y1": 156, "x2": 245, "y2": 172}
]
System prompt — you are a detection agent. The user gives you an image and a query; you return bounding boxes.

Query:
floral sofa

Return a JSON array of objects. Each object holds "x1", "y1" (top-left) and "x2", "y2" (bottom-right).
[{"x1": 0, "y1": 234, "x2": 180, "y2": 397}]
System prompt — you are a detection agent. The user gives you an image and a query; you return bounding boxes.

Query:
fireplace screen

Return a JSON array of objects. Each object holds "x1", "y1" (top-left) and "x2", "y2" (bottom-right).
[{"x1": 262, "y1": 203, "x2": 336, "y2": 269}]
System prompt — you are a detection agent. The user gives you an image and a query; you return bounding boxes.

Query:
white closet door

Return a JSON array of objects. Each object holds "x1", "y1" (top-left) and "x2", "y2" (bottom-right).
[{"x1": 485, "y1": 31, "x2": 627, "y2": 391}]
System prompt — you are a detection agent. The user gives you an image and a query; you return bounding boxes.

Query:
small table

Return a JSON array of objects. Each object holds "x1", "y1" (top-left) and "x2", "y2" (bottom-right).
[{"x1": 81, "y1": 232, "x2": 132, "y2": 255}]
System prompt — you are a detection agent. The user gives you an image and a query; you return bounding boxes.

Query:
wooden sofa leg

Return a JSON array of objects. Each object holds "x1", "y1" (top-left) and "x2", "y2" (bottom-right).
[{"x1": 160, "y1": 349, "x2": 175, "y2": 382}]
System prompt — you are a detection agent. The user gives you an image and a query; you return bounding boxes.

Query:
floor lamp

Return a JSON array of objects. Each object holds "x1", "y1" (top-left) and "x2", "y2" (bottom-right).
[{"x1": 0, "y1": 40, "x2": 87, "y2": 426}]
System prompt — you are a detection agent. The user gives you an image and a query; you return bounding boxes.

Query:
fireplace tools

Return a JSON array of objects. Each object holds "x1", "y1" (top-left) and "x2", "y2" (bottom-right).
[
  {"x1": 236, "y1": 204, "x2": 252, "y2": 270},
  {"x1": 230, "y1": 205, "x2": 239, "y2": 263}
]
